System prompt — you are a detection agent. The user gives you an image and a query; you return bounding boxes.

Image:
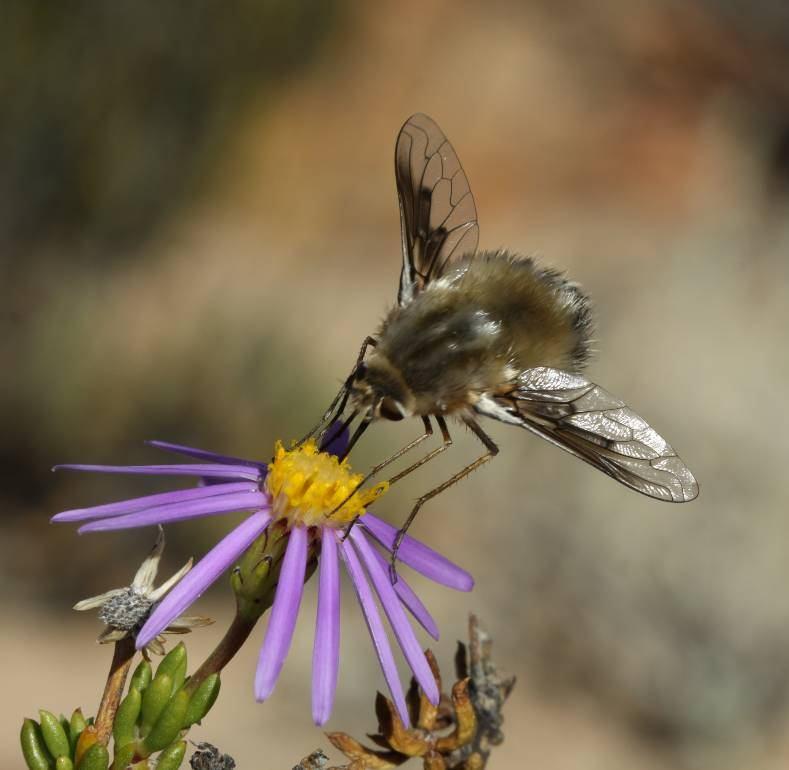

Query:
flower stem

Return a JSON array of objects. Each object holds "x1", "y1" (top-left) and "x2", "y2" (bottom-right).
[
  {"x1": 185, "y1": 610, "x2": 257, "y2": 695},
  {"x1": 94, "y1": 636, "x2": 136, "y2": 745}
]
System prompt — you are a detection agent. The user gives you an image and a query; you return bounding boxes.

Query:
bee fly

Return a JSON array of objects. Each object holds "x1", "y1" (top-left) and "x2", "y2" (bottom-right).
[{"x1": 309, "y1": 113, "x2": 698, "y2": 575}]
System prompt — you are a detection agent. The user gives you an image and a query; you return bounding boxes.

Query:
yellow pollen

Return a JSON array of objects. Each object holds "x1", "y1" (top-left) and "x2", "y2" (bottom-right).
[{"x1": 265, "y1": 439, "x2": 388, "y2": 527}]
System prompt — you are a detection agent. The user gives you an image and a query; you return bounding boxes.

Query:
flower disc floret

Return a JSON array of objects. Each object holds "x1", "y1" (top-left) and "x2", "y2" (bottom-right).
[{"x1": 266, "y1": 440, "x2": 387, "y2": 527}]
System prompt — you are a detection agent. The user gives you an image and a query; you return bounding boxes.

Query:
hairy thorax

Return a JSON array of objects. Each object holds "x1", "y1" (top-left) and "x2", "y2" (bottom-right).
[{"x1": 374, "y1": 251, "x2": 593, "y2": 416}]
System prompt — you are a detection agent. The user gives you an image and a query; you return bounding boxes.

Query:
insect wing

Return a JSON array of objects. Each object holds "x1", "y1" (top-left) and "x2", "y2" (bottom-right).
[
  {"x1": 395, "y1": 113, "x2": 479, "y2": 305},
  {"x1": 479, "y1": 367, "x2": 698, "y2": 502}
]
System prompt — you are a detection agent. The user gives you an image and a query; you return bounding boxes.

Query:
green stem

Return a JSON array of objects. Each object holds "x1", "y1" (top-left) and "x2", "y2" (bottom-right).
[
  {"x1": 94, "y1": 636, "x2": 136, "y2": 746},
  {"x1": 185, "y1": 610, "x2": 257, "y2": 695}
]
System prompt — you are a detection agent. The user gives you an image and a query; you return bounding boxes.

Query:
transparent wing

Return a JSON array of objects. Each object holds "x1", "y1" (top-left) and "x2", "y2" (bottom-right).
[
  {"x1": 477, "y1": 367, "x2": 699, "y2": 502},
  {"x1": 394, "y1": 113, "x2": 479, "y2": 306}
]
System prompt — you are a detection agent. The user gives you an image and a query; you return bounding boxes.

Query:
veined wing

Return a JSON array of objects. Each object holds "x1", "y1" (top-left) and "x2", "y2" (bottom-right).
[
  {"x1": 476, "y1": 367, "x2": 698, "y2": 502},
  {"x1": 394, "y1": 113, "x2": 479, "y2": 306}
]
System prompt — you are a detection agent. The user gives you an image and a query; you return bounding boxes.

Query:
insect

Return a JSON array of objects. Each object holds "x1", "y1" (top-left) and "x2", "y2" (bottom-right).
[{"x1": 309, "y1": 113, "x2": 698, "y2": 573}]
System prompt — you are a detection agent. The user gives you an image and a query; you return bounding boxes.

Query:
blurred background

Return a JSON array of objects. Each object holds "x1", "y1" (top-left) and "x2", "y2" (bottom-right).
[{"x1": 4, "y1": 0, "x2": 789, "y2": 767}]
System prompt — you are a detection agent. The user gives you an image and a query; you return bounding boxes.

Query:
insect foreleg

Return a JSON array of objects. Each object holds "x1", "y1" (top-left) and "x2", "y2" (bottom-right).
[
  {"x1": 388, "y1": 416, "x2": 499, "y2": 584},
  {"x1": 335, "y1": 416, "x2": 436, "y2": 539},
  {"x1": 386, "y1": 415, "x2": 453, "y2": 486}
]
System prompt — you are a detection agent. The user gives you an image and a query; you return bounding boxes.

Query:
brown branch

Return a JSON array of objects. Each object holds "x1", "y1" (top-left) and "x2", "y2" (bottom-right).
[
  {"x1": 94, "y1": 635, "x2": 137, "y2": 745},
  {"x1": 185, "y1": 610, "x2": 257, "y2": 695}
]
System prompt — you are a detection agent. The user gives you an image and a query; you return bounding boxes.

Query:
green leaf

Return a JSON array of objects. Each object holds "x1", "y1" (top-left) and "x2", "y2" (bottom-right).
[
  {"x1": 68, "y1": 711, "x2": 87, "y2": 755},
  {"x1": 109, "y1": 742, "x2": 135, "y2": 770},
  {"x1": 20, "y1": 718, "x2": 54, "y2": 770},
  {"x1": 140, "y1": 674, "x2": 172, "y2": 736},
  {"x1": 153, "y1": 740, "x2": 186, "y2": 770},
  {"x1": 39, "y1": 711, "x2": 71, "y2": 759},
  {"x1": 55, "y1": 758, "x2": 74, "y2": 770},
  {"x1": 154, "y1": 644, "x2": 187, "y2": 695},
  {"x1": 75, "y1": 742, "x2": 109, "y2": 770},
  {"x1": 58, "y1": 717, "x2": 71, "y2": 747},
  {"x1": 183, "y1": 674, "x2": 221, "y2": 728},
  {"x1": 113, "y1": 687, "x2": 141, "y2": 749},
  {"x1": 130, "y1": 660, "x2": 152, "y2": 692},
  {"x1": 140, "y1": 690, "x2": 189, "y2": 756}
]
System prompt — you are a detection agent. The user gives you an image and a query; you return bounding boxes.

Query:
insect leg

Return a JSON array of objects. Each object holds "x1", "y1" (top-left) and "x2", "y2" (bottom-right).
[
  {"x1": 334, "y1": 417, "x2": 435, "y2": 515},
  {"x1": 386, "y1": 415, "x2": 453, "y2": 486},
  {"x1": 333, "y1": 417, "x2": 437, "y2": 535},
  {"x1": 341, "y1": 415, "x2": 454, "y2": 536},
  {"x1": 389, "y1": 416, "x2": 499, "y2": 583},
  {"x1": 299, "y1": 336, "x2": 378, "y2": 447}
]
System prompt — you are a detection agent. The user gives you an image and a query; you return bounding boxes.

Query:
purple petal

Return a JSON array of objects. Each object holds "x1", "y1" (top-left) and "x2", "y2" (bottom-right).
[
  {"x1": 361, "y1": 515, "x2": 474, "y2": 592},
  {"x1": 338, "y1": 537, "x2": 410, "y2": 726},
  {"x1": 136, "y1": 511, "x2": 272, "y2": 648},
  {"x1": 147, "y1": 440, "x2": 268, "y2": 470},
  {"x1": 77, "y1": 491, "x2": 268, "y2": 533},
  {"x1": 52, "y1": 482, "x2": 257, "y2": 523},
  {"x1": 53, "y1": 463, "x2": 261, "y2": 482},
  {"x1": 350, "y1": 529, "x2": 439, "y2": 705},
  {"x1": 255, "y1": 526, "x2": 308, "y2": 701},
  {"x1": 369, "y1": 544, "x2": 439, "y2": 641},
  {"x1": 312, "y1": 528, "x2": 341, "y2": 725}
]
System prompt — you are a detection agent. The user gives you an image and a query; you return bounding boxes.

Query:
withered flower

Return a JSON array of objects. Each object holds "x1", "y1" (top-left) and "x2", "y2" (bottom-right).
[
  {"x1": 327, "y1": 616, "x2": 514, "y2": 770},
  {"x1": 73, "y1": 526, "x2": 212, "y2": 655}
]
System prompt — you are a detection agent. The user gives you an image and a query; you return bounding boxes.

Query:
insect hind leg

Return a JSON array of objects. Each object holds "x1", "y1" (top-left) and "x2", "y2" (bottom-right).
[{"x1": 388, "y1": 415, "x2": 499, "y2": 584}]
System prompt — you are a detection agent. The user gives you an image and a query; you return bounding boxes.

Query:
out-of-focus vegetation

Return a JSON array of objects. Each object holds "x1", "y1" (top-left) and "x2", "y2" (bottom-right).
[{"x1": 5, "y1": 1, "x2": 789, "y2": 768}]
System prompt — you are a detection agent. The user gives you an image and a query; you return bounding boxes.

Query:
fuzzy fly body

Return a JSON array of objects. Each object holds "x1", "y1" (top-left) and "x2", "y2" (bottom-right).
[{"x1": 309, "y1": 114, "x2": 698, "y2": 575}]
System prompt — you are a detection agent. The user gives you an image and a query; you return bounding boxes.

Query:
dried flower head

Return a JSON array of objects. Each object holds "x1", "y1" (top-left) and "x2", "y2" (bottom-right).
[
  {"x1": 327, "y1": 616, "x2": 514, "y2": 770},
  {"x1": 189, "y1": 741, "x2": 236, "y2": 770},
  {"x1": 73, "y1": 526, "x2": 212, "y2": 655}
]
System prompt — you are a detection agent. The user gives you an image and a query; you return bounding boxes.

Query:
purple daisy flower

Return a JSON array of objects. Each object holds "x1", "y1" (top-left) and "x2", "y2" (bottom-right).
[{"x1": 52, "y1": 428, "x2": 473, "y2": 725}]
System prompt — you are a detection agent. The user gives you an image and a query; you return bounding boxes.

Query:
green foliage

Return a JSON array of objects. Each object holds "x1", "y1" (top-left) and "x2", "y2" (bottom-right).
[
  {"x1": 21, "y1": 718, "x2": 54, "y2": 770},
  {"x1": 76, "y1": 743, "x2": 109, "y2": 770},
  {"x1": 21, "y1": 643, "x2": 222, "y2": 770},
  {"x1": 182, "y1": 674, "x2": 221, "y2": 728},
  {"x1": 38, "y1": 711, "x2": 71, "y2": 761}
]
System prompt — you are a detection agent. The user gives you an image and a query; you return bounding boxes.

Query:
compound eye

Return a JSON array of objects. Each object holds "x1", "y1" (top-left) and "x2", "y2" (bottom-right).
[{"x1": 379, "y1": 397, "x2": 404, "y2": 421}]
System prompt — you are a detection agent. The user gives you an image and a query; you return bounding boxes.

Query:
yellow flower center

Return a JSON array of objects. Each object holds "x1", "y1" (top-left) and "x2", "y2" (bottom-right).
[{"x1": 265, "y1": 439, "x2": 388, "y2": 527}]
